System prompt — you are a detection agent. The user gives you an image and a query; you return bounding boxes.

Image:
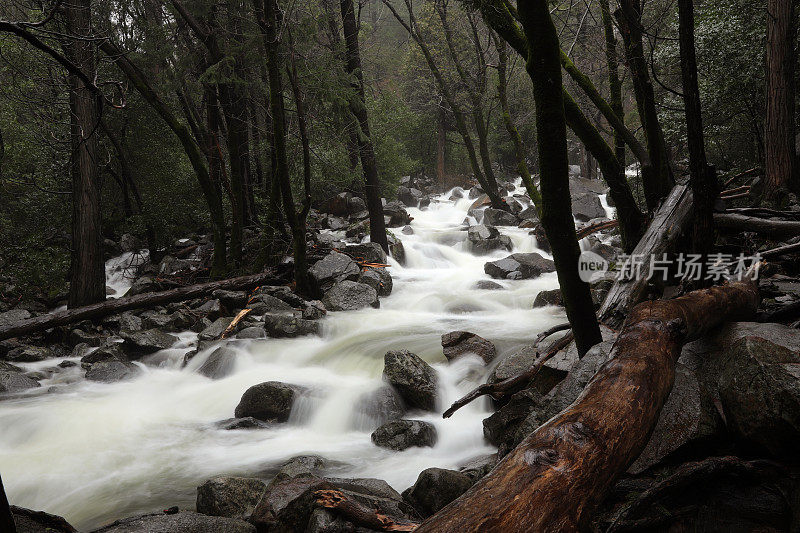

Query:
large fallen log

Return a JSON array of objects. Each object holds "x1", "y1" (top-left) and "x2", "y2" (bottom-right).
[
  {"x1": 598, "y1": 184, "x2": 694, "y2": 326},
  {"x1": 713, "y1": 212, "x2": 800, "y2": 239},
  {"x1": 312, "y1": 490, "x2": 419, "y2": 532},
  {"x1": 418, "y1": 276, "x2": 759, "y2": 533},
  {"x1": 0, "y1": 267, "x2": 290, "y2": 341}
]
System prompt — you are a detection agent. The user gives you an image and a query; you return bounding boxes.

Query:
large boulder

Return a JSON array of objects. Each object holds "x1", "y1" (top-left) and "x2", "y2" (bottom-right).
[
  {"x1": 319, "y1": 192, "x2": 351, "y2": 216},
  {"x1": 196, "y1": 476, "x2": 266, "y2": 520},
  {"x1": 371, "y1": 419, "x2": 438, "y2": 450},
  {"x1": 384, "y1": 201, "x2": 413, "y2": 227},
  {"x1": 383, "y1": 350, "x2": 438, "y2": 411},
  {"x1": 484, "y1": 253, "x2": 556, "y2": 280},
  {"x1": 322, "y1": 281, "x2": 379, "y2": 311},
  {"x1": 357, "y1": 267, "x2": 393, "y2": 297},
  {"x1": 482, "y1": 208, "x2": 518, "y2": 227},
  {"x1": 441, "y1": 331, "x2": 496, "y2": 364},
  {"x1": 397, "y1": 186, "x2": 423, "y2": 207},
  {"x1": 211, "y1": 290, "x2": 248, "y2": 311},
  {"x1": 309, "y1": 251, "x2": 360, "y2": 293},
  {"x1": 198, "y1": 317, "x2": 234, "y2": 341},
  {"x1": 344, "y1": 242, "x2": 388, "y2": 265},
  {"x1": 85, "y1": 361, "x2": 142, "y2": 383},
  {"x1": 9, "y1": 505, "x2": 77, "y2": 533},
  {"x1": 197, "y1": 347, "x2": 237, "y2": 379},
  {"x1": 467, "y1": 224, "x2": 511, "y2": 255},
  {"x1": 402, "y1": 468, "x2": 473, "y2": 517},
  {"x1": 81, "y1": 344, "x2": 126, "y2": 367},
  {"x1": 5, "y1": 345, "x2": 53, "y2": 363},
  {"x1": 351, "y1": 386, "x2": 405, "y2": 430},
  {"x1": 120, "y1": 329, "x2": 178, "y2": 357},
  {"x1": 571, "y1": 191, "x2": 606, "y2": 221},
  {"x1": 246, "y1": 294, "x2": 294, "y2": 315},
  {"x1": 0, "y1": 309, "x2": 31, "y2": 328},
  {"x1": 234, "y1": 381, "x2": 304, "y2": 422},
  {"x1": 119, "y1": 233, "x2": 142, "y2": 253},
  {"x1": 90, "y1": 511, "x2": 255, "y2": 533},
  {"x1": 263, "y1": 314, "x2": 320, "y2": 338},
  {"x1": 0, "y1": 370, "x2": 41, "y2": 393}
]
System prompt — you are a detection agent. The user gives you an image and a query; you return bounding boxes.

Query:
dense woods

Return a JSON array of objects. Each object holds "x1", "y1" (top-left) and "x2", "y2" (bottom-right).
[{"x1": 2, "y1": 0, "x2": 800, "y2": 532}]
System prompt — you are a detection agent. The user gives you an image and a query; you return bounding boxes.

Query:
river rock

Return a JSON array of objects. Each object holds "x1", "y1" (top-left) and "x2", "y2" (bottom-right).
[
  {"x1": 482, "y1": 208, "x2": 518, "y2": 226},
  {"x1": 397, "y1": 186, "x2": 423, "y2": 207},
  {"x1": 458, "y1": 453, "x2": 499, "y2": 481},
  {"x1": 197, "y1": 317, "x2": 234, "y2": 341},
  {"x1": 235, "y1": 326, "x2": 266, "y2": 340},
  {"x1": 81, "y1": 344, "x2": 126, "y2": 367},
  {"x1": 309, "y1": 251, "x2": 360, "y2": 294},
  {"x1": 211, "y1": 290, "x2": 248, "y2": 311},
  {"x1": 384, "y1": 201, "x2": 412, "y2": 227},
  {"x1": 320, "y1": 192, "x2": 351, "y2": 216},
  {"x1": 91, "y1": 511, "x2": 255, "y2": 532},
  {"x1": 196, "y1": 299, "x2": 226, "y2": 320},
  {"x1": 322, "y1": 280, "x2": 379, "y2": 311},
  {"x1": 273, "y1": 455, "x2": 326, "y2": 482},
  {"x1": 301, "y1": 301, "x2": 327, "y2": 320},
  {"x1": 119, "y1": 233, "x2": 141, "y2": 252},
  {"x1": 263, "y1": 314, "x2": 320, "y2": 338},
  {"x1": 249, "y1": 477, "x2": 332, "y2": 532},
  {"x1": 102, "y1": 312, "x2": 143, "y2": 332},
  {"x1": 234, "y1": 381, "x2": 304, "y2": 422},
  {"x1": 197, "y1": 347, "x2": 237, "y2": 379},
  {"x1": 531, "y1": 223, "x2": 550, "y2": 252},
  {"x1": 484, "y1": 253, "x2": 556, "y2": 280},
  {"x1": 344, "y1": 242, "x2": 388, "y2": 265},
  {"x1": 473, "y1": 280, "x2": 504, "y2": 290},
  {"x1": 467, "y1": 224, "x2": 512, "y2": 255},
  {"x1": 196, "y1": 476, "x2": 266, "y2": 520},
  {"x1": 10, "y1": 505, "x2": 77, "y2": 533},
  {"x1": 215, "y1": 417, "x2": 270, "y2": 430},
  {"x1": 357, "y1": 267, "x2": 392, "y2": 297},
  {"x1": 125, "y1": 276, "x2": 159, "y2": 296},
  {"x1": 246, "y1": 293, "x2": 294, "y2": 315},
  {"x1": 533, "y1": 288, "x2": 563, "y2": 307},
  {"x1": 85, "y1": 361, "x2": 142, "y2": 383},
  {"x1": 441, "y1": 331, "x2": 496, "y2": 364},
  {"x1": 5, "y1": 345, "x2": 54, "y2": 363},
  {"x1": 402, "y1": 468, "x2": 473, "y2": 517},
  {"x1": 0, "y1": 370, "x2": 41, "y2": 393},
  {"x1": 371, "y1": 419, "x2": 438, "y2": 450},
  {"x1": 351, "y1": 386, "x2": 405, "y2": 430},
  {"x1": 0, "y1": 309, "x2": 31, "y2": 328},
  {"x1": 571, "y1": 190, "x2": 606, "y2": 221},
  {"x1": 120, "y1": 328, "x2": 178, "y2": 356},
  {"x1": 383, "y1": 350, "x2": 438, "y2": 411}
]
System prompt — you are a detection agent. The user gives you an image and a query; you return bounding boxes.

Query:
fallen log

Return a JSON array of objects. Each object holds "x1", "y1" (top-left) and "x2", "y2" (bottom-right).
[
  {"x1": 713, "y1": 213, "x2": 800, "y2": 239},
  {"x1": 598, "y1": 184, "x2": 694, "y2": 327},
  {"x1": 0, "y1": 267, "x2": 290, "y2": 341},
  {"x1": 418, "y1": 276, "x2": 759, "y2": 532},
  {"x1": 761, "y1": 241, "x2": 800, "y2": 258},
  {"x1": 313, "y1": 490, "x2": 419, "y2": 532},
  {"x1": 576, "y1": 220, "x2": 618, "y2": 240}
]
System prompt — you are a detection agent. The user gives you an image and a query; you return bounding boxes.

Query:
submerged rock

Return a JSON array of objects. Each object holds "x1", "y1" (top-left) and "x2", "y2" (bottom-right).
[
  {"x1": 441, "y1": 331, "x2": 496, "y2": 364},
  {"x1": 85, "y1": 361, "x2": 142, "y2": 383},
  {"x1": 197, "y1": 347, "x2": 237, "y2": 379},
  {"x1": 215, "y1": 417, "x2": 270, "y2": 430},
  {"x1": 262, "y1": 314, "x2": 320, "y2": 338},
  {"x1": 322, "y1": 280, "x2": 379, "y2": 311},
  {"x1": 90, "y1": 511, "x2": 255, "y2": 532},
  {"x1": 234, "y1": 381, "x2": 304, "y2": 422},
  {"x1": 482, "y1": 208, "x2": 518, "y2": 227},
  {"x1": 402, "y1": 468, "x2": 473, "y2": 517},
  {"x1": 196, "y1": 476, "x2": 266, "y2": 520},
  {"x1": 383, "y1": 350, "x2": 438, "y2": 411},
  {"x1": 0, "y1": 370, "x2": 41, "y2": 393},
  {"x1": 467, "y1": 224, "x2": 511, "y2": 255},
  {"x1": 371, "y1": 419, "x2": 438, "y2": 450},
  {"x1": 484, "y1": 253, "x2": 555, "y2": 280},
  {"x1": 351, "y1": 386, "x2": 405, "y2": 430}
]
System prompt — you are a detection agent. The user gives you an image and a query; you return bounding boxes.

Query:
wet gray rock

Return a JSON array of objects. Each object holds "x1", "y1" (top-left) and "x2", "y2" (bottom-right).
[
  {"x1": 10, "y1": 505, "x2": 77, "y2": 533},
  {"x1": 467, "y1": 224, "x2": 512, "y2": 255},
  {"x1": 371, "y1": 419, "x2": 437, "y2": 451},
  {"x1": 322, "y1": 280, "x2": 379, "y2": 311},
  {"x1": 81, "y1": 344, "x2": 126, "y2": 367},
  {"x1": 351, "y1": 386, "x2": 405, "y2": 430},
  {"x1": 198, "y1": 318, "x2": 234, "y2": 341},
  {"x1": 235, "y1": 326, "x2": 266, "y2": 340},
  {"x1": 215, "y1": 417, "x2": 270, "y2": 430},
  {"x1": 402, "y1": 468, "x2": 473, "y2": 517},
  {"x1": 571, "y1": 190, "x2": 606, "y2": 221},
  {"x1": 246, "y1": 293, "x2": 294, "y2": 315},
  {"x1": 197, "y1": 347, "x2": 237, "y2": 379},
  {"x1": 458, "y1": 453, "x2": 499, "y2": 481},
  {"x1": 125, "y1": 276, "x2": 159, "y2": 296},
  {"x1": 531, "y1": 223, "x2": 550, "y2": 253},
  {"x1": 274, "y1": 455, "x2": 326, "y2": 482},
  {"x1": 234, "y1": 381, "x2": 304, "y2": 422},
  {"x1": 196, "y1": 299, "x2": 226, "y2": 320},
  {"x1": 120, "y1": 329, "x2": 178, "y2": 356},
  {"x1": 249, "y1": 476, "x2": 331, "y2": 532},
  {"x1": 90, "y1": 511, "x2": 255, "y2": 532},
  {"x1": 441, "y1": 331, "x2": 496, "y2": 364},
  {"x1": 309, "y1": 251, "x2": 360, "y2": 293},
  {"x1": 85, "y1": 361, "x2": 142, "y2": 383},
  {"x1": 211, "y1": 290, "x2": 248, "y2": 311},
  {"x1": 384, "y1": 200, "x2": 413, "y2": 227},
  {"x1": 397, "y1": 186, "x2": 423, "y2": 207},
  {"x1": 196, "y1": 476, "x2": 266, "y2": 520},
  {"x1": 484, "y1": 253, "x2": 556, "y2": 280},
  {"x1": 119, "y1": 233, "x2": 142, "y2": 253},
  {"x1": 262, "y1": 314, "x2": 320, "y2": 338},
  {"x1": 358, "y1": 267, "x2": 393, "y2": 297},
  {"x1": 482, "y1": 388, "x2": 544, "y2": 451},
  {"x1": 473, "y1": 280, "x2": 504, "y2": 290},
  {"x1": 102, "y1": 312, "x2": 142, "y2": 332},
  {"x1": 5, "y1": 345, "x2": 53, "y2": 363},
  {"x1": 482, "y1": 208, "x2": 518, "y2": 227},
  {"x1": 0, "y1": 370, "x2": 41, "y2": 393},
  {"x1": 0, "y1": 309, "x2": 31, "y2": 327},
  {"x1": 383, "y1": 350, "x2": 438, "y2": 411},
  {"x1": 301, "y1": 300, "x2": 327, "y2": 320},
  {"x1": 533, "y1": 288, "x2": 563, "y2": 307}
]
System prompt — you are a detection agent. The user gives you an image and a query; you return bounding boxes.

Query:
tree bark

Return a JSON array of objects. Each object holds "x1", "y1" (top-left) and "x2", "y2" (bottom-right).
[
  {"x1": 340, "y1": 0, "x2": 389, "y2": 253},
  {"x1": 286, "y1": 32, "x2": 313, "y2": 220},
  {"x1": 418, "y1": 277, "x2": 759, "y2": 532},
  {"x1": 436, "y1": 105, "x2": 446, "y2": 185},
  {"x1": 0, "y1": 474, "x2": 15, "y2": 533},
  {"x1": 713, "y1": 212, "x2": 800, "y2": 239},
  {"x1": 678, "y1": 0, "x2": 718, "y2": 257},
  {"x1": 0, "y1": 268, "x2": 289, "y2": 341},
  {"x1": 600, "y1": 0, "x2": 625, "y2": 168},
  {"x1": 764, "y1": 0, "x2": 798, "y2": 199},
  {"x1": 65, "y1": 0, "x2": 105, "y2": 309},
  {"x1": 519, "y1": 0, "x2": 602, "y2": 356}
]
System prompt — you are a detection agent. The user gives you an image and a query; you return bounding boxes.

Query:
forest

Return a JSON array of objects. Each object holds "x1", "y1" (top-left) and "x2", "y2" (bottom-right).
[{"x1": 1, "y1": 0, "x2": 800, "y2": 531}]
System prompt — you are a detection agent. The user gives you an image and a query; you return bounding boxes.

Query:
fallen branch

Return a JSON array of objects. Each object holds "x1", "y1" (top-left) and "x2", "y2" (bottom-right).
[
  {"x1": 313, "y1": 490, "x2": 419, "y2": 532},
  {"x1": 722, "y1": 167, "x2": 759, "y2": 188},
  {"x1": 420, "y1": 276, "x2": 759, "y2": 532},
  {"x1": 220, "y1": 308, "x2": 252, "y2": 339},
  {"x1": 719, "y1": 185, "x2": 750, "y2": 198},
  {"x1": 760, "y1": 240, "x2": 800, "y2": 258},
  {"x1": 576, "y1": 220, "x2": 618, "y2": 240},
  {"x1": 714, "y1": 213, "x2": 800, "y2": 239},
  {"x1": 534, "y1": 322, "x2": 571, "y2": 344},
  {"x1": 0, "y1": 266, "x2": 291, "y2": 341},
  {"x1": 723, "y1": 207, "x2": 800, "y2": 220},
  {"x1": 442, "y1": 332, "x2": 573, "y2": 419}
]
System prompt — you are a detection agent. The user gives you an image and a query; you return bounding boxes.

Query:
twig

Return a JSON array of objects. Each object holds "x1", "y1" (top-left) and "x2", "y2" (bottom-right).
[{"x1": 534, "y1": 322, "x2": 571, "y2": 344}]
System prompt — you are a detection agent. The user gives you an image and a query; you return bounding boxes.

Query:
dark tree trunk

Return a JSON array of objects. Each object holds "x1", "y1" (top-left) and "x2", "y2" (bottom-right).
[
  {"x1": 340, "y1": 0, "x2": 389, "y2": 253},
  {"x1": 764, "y1": 0, "x2": 798, "y2": 199},
  {"x1": 65, "y1": 0, "x2": 105, "y2": 308},
  {"x1": 678, "y1": 0, "x2": 717, "y2": 255},
  {"x1": 600, "y1": 0, "x2": 626, "y2": 168},
  {"x1": 287, "y1": 33, "x2": 313, "y2": 220},
  {"x1": 262, "y1": 0, "x2": 311, "y2": 295},
  {"x1": 520, "y1": 0, "x2": 602, "y2": 356},
  {"x1": 616, "y1": 0, "x2": 674, "y2": 211},
  {"x1": 0, "y1": 474, "x2": 15, "y2": 533},
  {"x1": 436, "y1": 105, "x2": 446, "y2": 185}
]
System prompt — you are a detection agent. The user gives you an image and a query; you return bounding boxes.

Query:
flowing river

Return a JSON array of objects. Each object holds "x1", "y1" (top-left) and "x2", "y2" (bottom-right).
[{"x1": 0, "y1": 183, "x2": 572, "y2": 530}]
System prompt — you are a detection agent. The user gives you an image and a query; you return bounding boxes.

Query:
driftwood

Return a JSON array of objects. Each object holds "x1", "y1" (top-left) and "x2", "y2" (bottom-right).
[
  {"x1": 723, "y1": 207, "x2": 800, "y2": 220},
  {"x1": 714, "y1": 213, "x2": 800, "y2": 239},
  {"x1": 0, "y1": 267, "x2": 289, "y2": 341},
  {"x1": 220, "y1": 308, "x2": 252, "y2": 339},
  {"x1": 722, "y1": 166, "x2": 759, "y2": 188},
  {"x1": 418, "y1": 277, "x2": 759, "y2": 532},
  {"x1": 598, "y1": 184, "x2": 694, "y2": 327},
  {"x1": 313, "y1": 490, "x2": 419, "y2": 532},
  {"x1": 576, "y1": 220, "x2": 618, "y2": 240}
]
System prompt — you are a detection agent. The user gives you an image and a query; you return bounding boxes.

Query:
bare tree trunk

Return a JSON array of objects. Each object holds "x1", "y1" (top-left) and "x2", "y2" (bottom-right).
[
  {"x1": 436, "y1": 105, "x2": 446, "y2": 185},
  {"x1": 340, "y1": 0, "x2": 389, "y2": 253},
  {"x1": 764, "y1": 0, "x2": 798, "y2": 200},
  {"x1": 520, "y1": 0, "x2": 602, "y2": 356},
  {"x1": 65, "y1": 0, "x2": 105, "y2": 308},
  {"x1": 419, "y1": 276, "x2": 759, "y2": 532},
  {"x1": 600, "y1": 0, "x2": 625, "y2": 168},
  {"x1": 0, "y1": 474, "x2": 15, "y2": 533},
  {"x1": 287, "y1": 32, "x2": 313, "y2": 220},
  {"x1": 678, "y1": 0, "x2": 717, "y2": 256}
]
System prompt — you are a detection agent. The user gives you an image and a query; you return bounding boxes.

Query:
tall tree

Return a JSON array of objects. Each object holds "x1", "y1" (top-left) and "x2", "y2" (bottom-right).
[
  {"x1": 600, "y1": 0, "x2": 625, "y2": 171},
  {"x1": 678, "y1": 0, "x2": 717, "y2": 255},
  {"x1": 521, "y1": 0, "x2": 603, "y2": 356},
  {"x1": 65, "y1": 0, "x2": 105, "y2": 308},
  {"x1": 764, "y1": 0, "x2": 798, "y2": 200},
  {"x1": 340, "y1": 0, "x2": 389, "y2": 253},
  {"x1": 0, "y1": 474, "x2": 14, "y2": 533}
]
